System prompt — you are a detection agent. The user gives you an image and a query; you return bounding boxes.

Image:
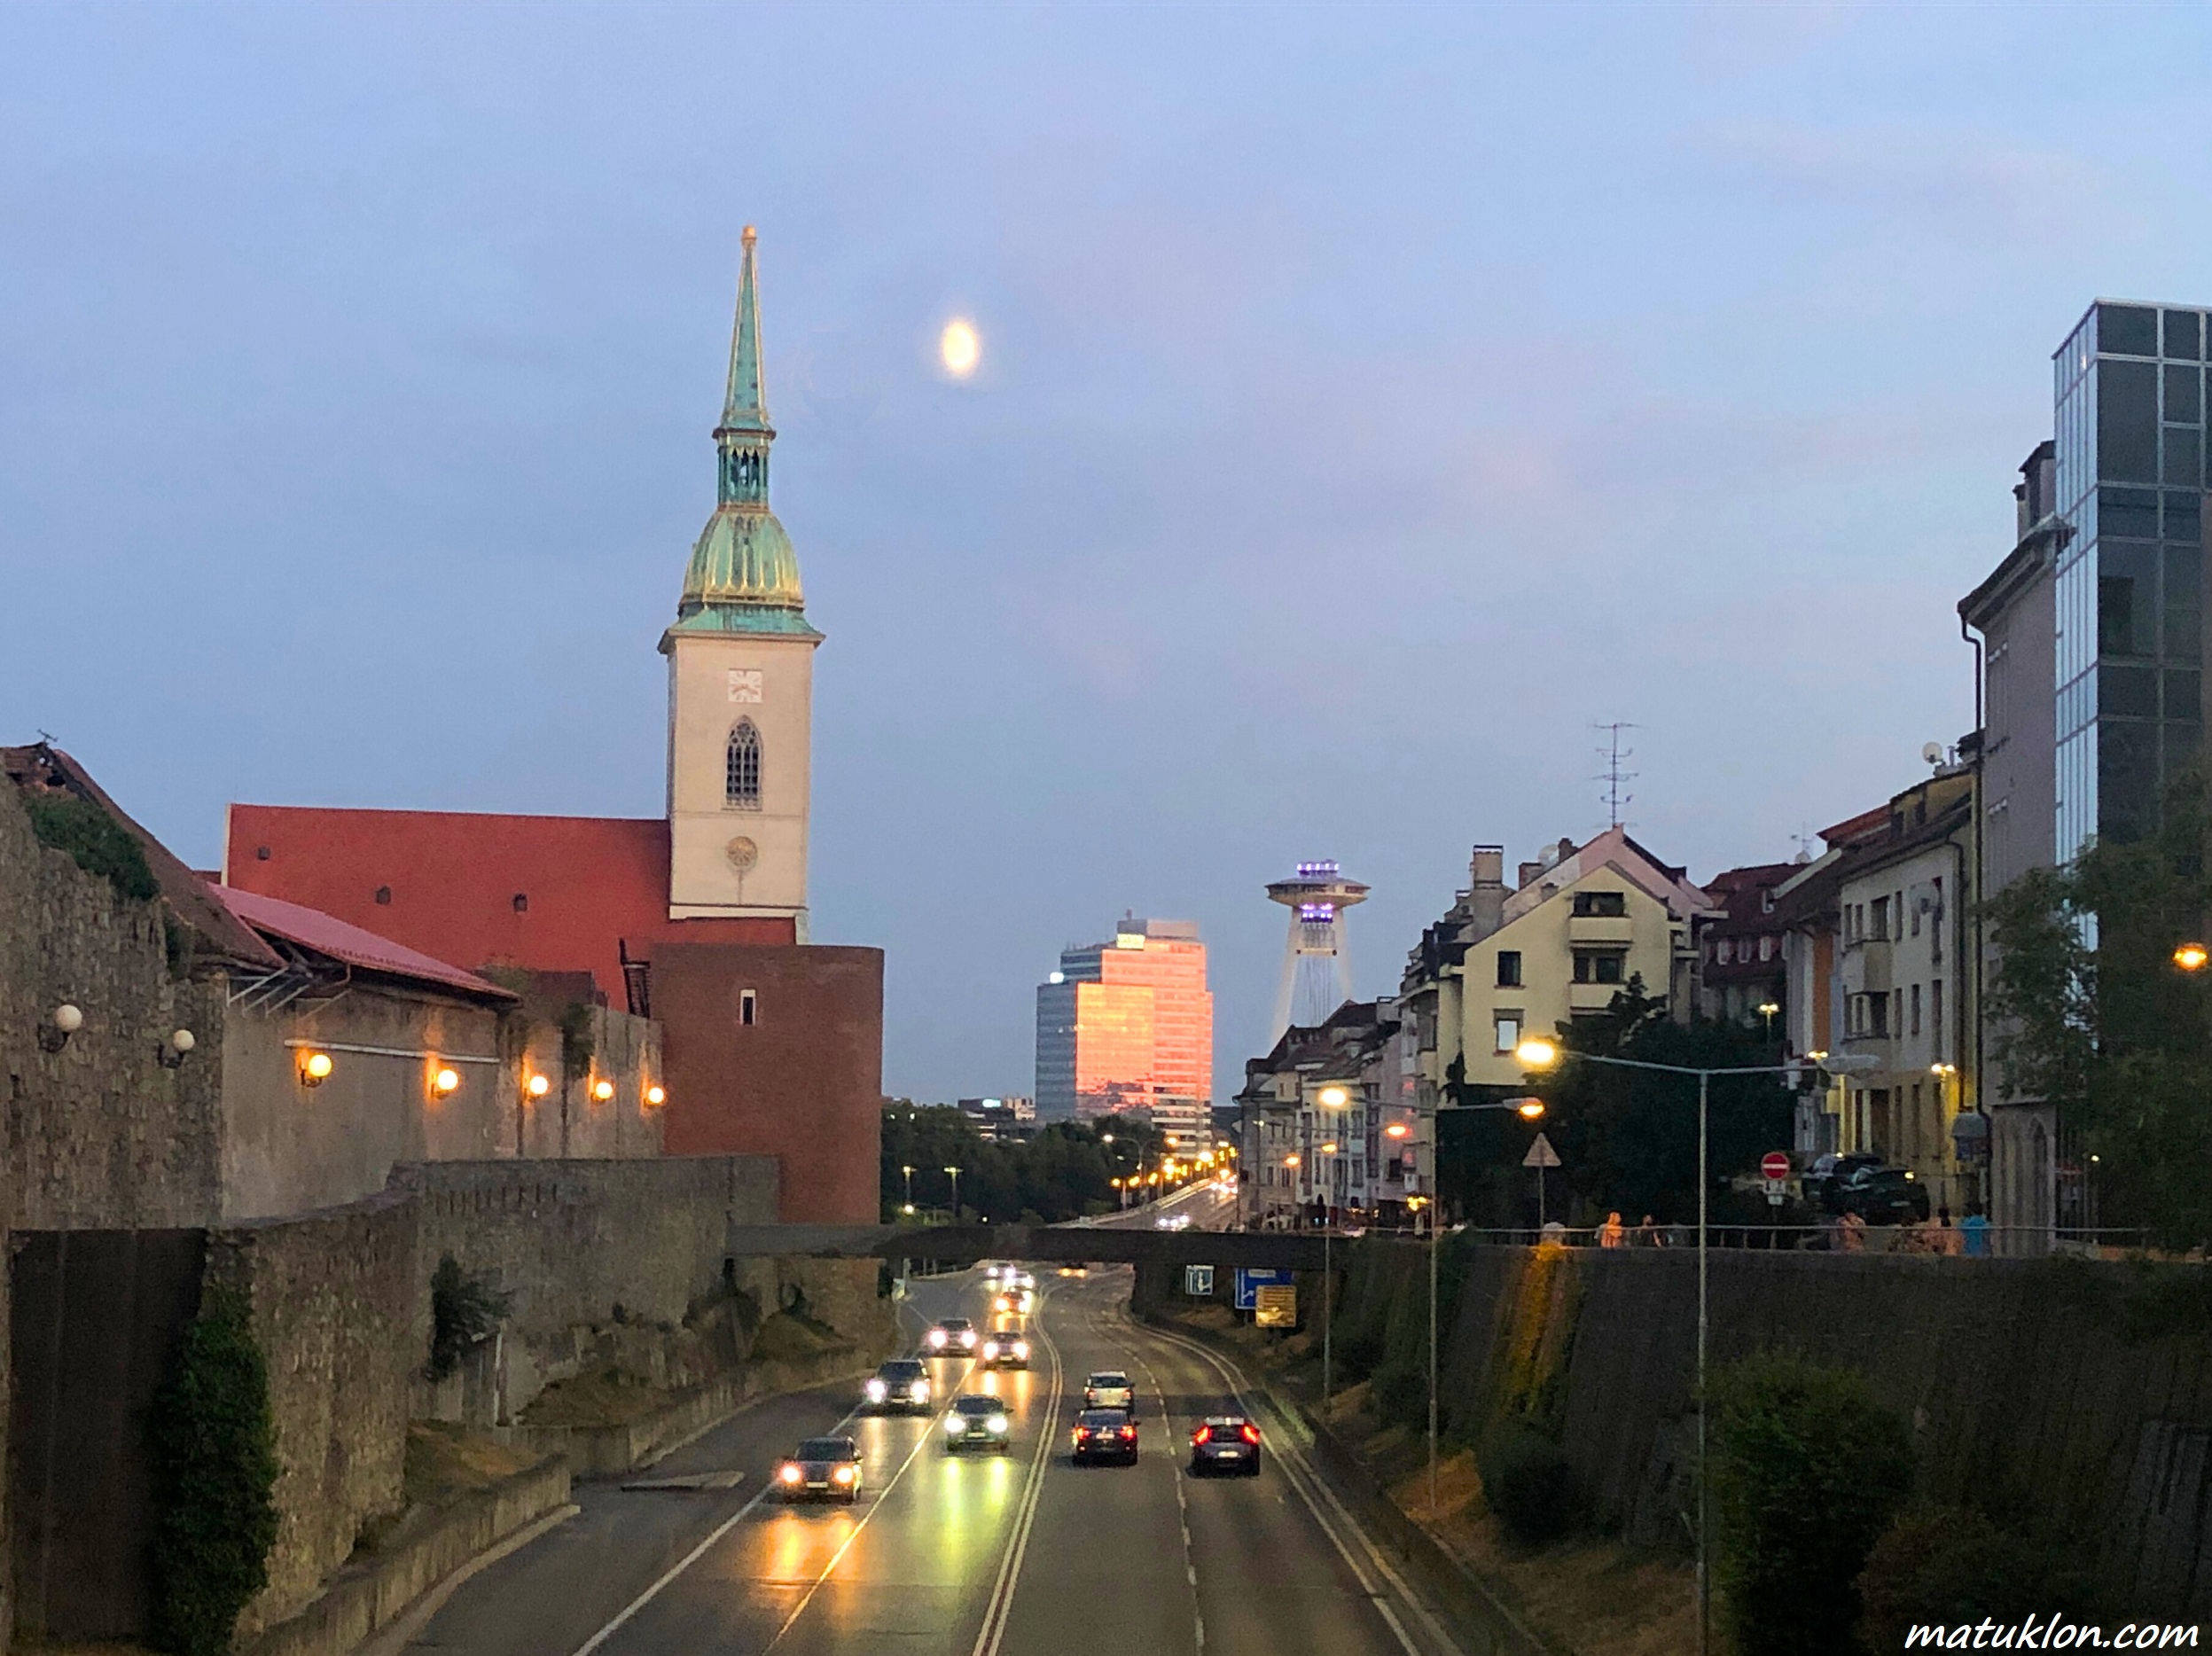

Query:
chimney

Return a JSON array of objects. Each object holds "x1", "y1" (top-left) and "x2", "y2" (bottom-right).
[
  {"x1": 1467, "y1": 844, "x2": 1505, "y2": 941},
  {"x1": 1517, "y1": 860, "x2": 1544, "y2": 889}
]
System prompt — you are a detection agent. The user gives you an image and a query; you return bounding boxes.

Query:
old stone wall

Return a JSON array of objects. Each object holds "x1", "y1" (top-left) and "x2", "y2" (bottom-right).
[
  {"x1": 207, "y1": 1191, "x2": 417, "y2": 1641},
  {"x1": 0, "y1": 779, "x2": 225, "y2": 1229},
  {"x1": 395, "y1": 1155, "x2": 778, "y2": 1414},
  {"x1": 504, "y1": 1002, "x2": 665, "y2": 1161},
  {"x1": 1296, "y1": 1241, "x2": 2212, "y2": 1622}
]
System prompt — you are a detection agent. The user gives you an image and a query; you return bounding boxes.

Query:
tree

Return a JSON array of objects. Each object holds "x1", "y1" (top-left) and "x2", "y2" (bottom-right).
[
  {"x1": 1440, "y1": 977, "x2": 1795, "y2": 1227},
  {"x1": 877, "y1": 1105, "x2": 1161, "y2": 1224},
  {"x1": 1983, "y1": 769, "x2": 2212, "y2": 1249}
]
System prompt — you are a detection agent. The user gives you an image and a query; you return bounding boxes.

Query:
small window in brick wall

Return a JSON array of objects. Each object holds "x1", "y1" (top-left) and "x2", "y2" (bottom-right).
[{"x1": 739, "y1": 988, "x2": 758, "y2": 1027}]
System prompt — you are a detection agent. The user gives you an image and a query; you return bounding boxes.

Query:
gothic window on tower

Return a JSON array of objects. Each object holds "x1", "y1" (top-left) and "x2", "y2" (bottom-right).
[{"x1": 725, "y1": 720, "x2": 762, "y2": 810}]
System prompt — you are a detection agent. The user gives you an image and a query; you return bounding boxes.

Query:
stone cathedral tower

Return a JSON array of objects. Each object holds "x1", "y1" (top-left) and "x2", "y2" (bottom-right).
[{"x1": 661, "y1": 227, "x2": 820, "y2": 934}]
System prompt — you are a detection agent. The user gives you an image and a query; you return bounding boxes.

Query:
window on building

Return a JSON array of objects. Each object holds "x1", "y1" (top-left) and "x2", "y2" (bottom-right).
[
  {"x1": 739, "y1": 988, "x2": 758, "y2": 1027},
  {"x1": 1496, "y1": 950, "x2": 1522, "y2": 988},
  {"x1": 1571, "y1": 890, "x2": 1627, "y2": 918},
  {"x1": 1872, "y1": 896, "x2": 1890, "y2": 940},
  {"x1": 1494, "y1": 1015, "x2": 1521, "y2": 1053},
  {"x1": 1716, "y1": 936, "x2": 1734, "y2": 965},
  {"x1": 1910, "y1": 983, "x2": 1921, "y2": 1037},
  {"x1": 1572, "y1": 949, "x2": 1627, "y2": 985},
  {"x1": 1930, "y1": 979, "x2": 1943, "y2": 1051},
  {"x1": 1758, "y1": 934, "x2": 1774, "y2": 962},
  {"x1": 725, "y1": 720, "x2": 762, "y2": 809},
  {"x1": 1910, "y1": 897, "x2": 1921, "y2": 938}
]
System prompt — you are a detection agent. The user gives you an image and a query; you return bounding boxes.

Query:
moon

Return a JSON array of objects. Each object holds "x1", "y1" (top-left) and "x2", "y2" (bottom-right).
[{"x1": 940, "y1": 318, "x2": 981, "y2": 379}]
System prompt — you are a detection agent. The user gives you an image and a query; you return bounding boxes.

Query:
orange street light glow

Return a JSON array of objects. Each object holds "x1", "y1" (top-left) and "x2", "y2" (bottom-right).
[
  {"x1": 590, "y1": 1079, "x2": 615, "y2": 1102},
  {"x1": 645, "y1": 1084, "x2": 666, "y2": 1105},
  {"x1": 2177, "y1": 942, "x2": 2209, "y2": 972},
  {"x1": 1514, "y1": 1037, "x2": 1559, "y2": 1069},
  {"x1": 1385, "y1": 1122, "x2": 1410, "y2": 1139},
  {"x1": 526, "y1": 1073, "x2": 551, "y2": 1098},
  {"x1": 431, "y1": 1066, "x2": 461, "y2": 1097},
  {"x1": 1517, "y1": 1098, "x2": 1546, "y2": 1120}
]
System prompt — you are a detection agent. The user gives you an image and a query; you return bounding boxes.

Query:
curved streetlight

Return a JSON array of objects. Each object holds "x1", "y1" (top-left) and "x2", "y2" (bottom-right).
[{"x1": 1513, "y1": 1035, "x2": 1874, "y2": 1656}]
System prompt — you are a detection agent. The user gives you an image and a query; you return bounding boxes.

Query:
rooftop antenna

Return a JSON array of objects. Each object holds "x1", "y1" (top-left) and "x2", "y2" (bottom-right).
[{"x1": 1594, "y1": 722, "x2": 1638, "y2": 830}]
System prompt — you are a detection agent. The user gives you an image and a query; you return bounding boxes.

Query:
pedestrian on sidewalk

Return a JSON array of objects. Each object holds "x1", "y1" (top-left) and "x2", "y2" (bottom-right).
[
  {"x1": 1960, "y1": 1205, "x2": 1991, "y2": 1257},
  {"x1": 1598, "y1": 1211, "x2": 1626, "y2": 1248},
  {"x1": 1838, "y1": 1208, "x2": 1866, "y2": 1253}
]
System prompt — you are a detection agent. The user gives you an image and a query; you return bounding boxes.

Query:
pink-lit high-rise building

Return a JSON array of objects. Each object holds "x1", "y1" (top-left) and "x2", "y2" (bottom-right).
[{"x1": 1035, "y1": 916, "x2": 1213, "y2": 1137}]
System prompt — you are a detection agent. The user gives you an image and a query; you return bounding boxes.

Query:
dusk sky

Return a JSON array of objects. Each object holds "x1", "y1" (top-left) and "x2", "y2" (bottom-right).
[{"x1": 8, "y1": 5, "x2": 2212, "y2": 1104}]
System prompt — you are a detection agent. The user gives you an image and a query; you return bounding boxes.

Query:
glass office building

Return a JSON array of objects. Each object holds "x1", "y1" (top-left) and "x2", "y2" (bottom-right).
[{"x1": 2052, "y1": 301, "x2": 2207, "y2": 861}]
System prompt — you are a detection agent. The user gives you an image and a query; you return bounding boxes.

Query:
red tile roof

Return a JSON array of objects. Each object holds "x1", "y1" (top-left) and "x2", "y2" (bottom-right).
[{"x1": 212, "y1": 884, "x2": 517, "y2": 1002}]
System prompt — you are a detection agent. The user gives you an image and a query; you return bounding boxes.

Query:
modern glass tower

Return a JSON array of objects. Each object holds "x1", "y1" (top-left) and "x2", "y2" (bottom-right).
[{"x1": 2052, "y1": 301, "x2": 2207, "y2": 860}]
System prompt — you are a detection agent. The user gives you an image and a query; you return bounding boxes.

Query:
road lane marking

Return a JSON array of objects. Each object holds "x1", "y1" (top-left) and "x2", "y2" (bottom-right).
[
  {"x1": 968, "y1": 1288, "x2": 1066, "y2": 1656},
  {"x1": 1124, "y1": 1312, "x2": 1461, "y2": 1656},
  {"x1": 1127, "y1": 1345, "x2": 1207, "y2": 1656},
  {"x1": 566, "y1": 1293, "x2": 947, "y2": 1656}
]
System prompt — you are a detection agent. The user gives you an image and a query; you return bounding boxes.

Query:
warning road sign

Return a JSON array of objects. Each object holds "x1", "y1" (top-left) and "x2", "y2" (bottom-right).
[{"x1": 1522, "y1": 1133, "x2": 1561, "y2": 1169}]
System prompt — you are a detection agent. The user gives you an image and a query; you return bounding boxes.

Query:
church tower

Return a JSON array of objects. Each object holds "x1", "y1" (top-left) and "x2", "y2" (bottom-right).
[{"x1": 662, "y1": 227, "x2": 820, "y2": 934}]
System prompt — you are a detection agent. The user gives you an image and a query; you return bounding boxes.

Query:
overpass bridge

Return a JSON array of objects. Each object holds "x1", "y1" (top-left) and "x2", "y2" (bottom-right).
[{"x1": 723, "y1": 1222, "x2": 1357, "y2": 1272}]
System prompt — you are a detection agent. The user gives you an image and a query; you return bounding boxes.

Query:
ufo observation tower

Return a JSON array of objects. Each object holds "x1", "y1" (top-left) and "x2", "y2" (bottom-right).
[{"x1": 1266, "y1": 861, "x2": 1370, "y2": 1044}]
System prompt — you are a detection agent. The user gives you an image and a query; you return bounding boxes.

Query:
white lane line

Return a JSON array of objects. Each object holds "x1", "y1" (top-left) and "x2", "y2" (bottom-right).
[
  {"x1": 1125, "y1": 1311, "x2": 1465, "y2": 1656},
  {"x1": 966, "y1": 1290, "x2": 1065, "y2": 1656},
  {"x1": 566, "y1": 1295, "x2": 945, "y2": 1656},
  {"x1": 1127, "y1": 1330, "x2": 1208, "y2": 1656}
]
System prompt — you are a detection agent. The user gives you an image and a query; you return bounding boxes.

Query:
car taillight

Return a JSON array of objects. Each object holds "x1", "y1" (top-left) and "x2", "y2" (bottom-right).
[
  {"x1": 1240, "y1": 1424, "x2": 1260, "y2": 1445},
  {"x1": 1192, "y1": 1428, "x2": 1209, "y2": 1445},
  {"x1": 1120, "y1": 1427, "x2": 1134, "y2": 1439}
]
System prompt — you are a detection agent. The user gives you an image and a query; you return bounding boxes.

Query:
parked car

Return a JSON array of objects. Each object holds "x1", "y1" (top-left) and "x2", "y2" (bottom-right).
[
  {"x1": 1804, "y1": 1152, "x2": 1881, "y2": 1207},
  {"x1": 1827, "y1": 1163, "x2": 1931, "y2": 1225}
]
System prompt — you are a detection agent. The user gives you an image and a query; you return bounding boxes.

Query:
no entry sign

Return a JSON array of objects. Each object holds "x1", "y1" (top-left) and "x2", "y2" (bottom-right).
[{"x1": 1760, "y1": 1151, "x2": 1792, "y2": 1180}]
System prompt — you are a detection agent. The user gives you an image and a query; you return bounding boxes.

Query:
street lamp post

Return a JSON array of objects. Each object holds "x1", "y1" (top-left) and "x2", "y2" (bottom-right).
[
  {"x1": 944, "y1": 1164, "x2": 962, "y2": 1222},
  {"x1": 1512, "y1": 1036, "x2": 1871, "y2": 1656},
  {"x1": 1415, "y1": 1092, "x2": 1546, "y2": 1515},
  {"x1": 902, "y1": 1164, "x2": 915, "y2": 1214}
]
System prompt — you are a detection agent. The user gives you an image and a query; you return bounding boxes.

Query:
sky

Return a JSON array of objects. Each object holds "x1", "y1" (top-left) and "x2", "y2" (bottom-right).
[{"x1": 7, "y1": 4, "x2": 2212, "y2": 1105}]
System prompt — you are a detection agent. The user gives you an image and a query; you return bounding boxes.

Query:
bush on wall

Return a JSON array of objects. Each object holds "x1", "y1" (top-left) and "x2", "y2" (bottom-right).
[
  {"x1": 1478, "y1": 1418, "x2": 1577, "y2": 1544},
  {"x1": 1709, "y1": 1351, "x2": 1914, "y2": 1656},
  {"x1": 1856, "y1": 1504, "x2": 2101, "y2": 1652},
  {"x1": 426, "y1": 1254, "x2": 512, "y2": 1381},
  {"x1": 148, "y1": 1284, "x2": 279, "y2": 1656},
  {"x1": 25, "y1": 791, "x2": 159, "y2": 902}
]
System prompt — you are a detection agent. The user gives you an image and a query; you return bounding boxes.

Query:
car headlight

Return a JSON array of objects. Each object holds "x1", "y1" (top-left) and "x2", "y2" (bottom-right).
[
  {"x1": 961, "y1": 1332, "x2": 976, "y2": 1347},
  {"x1": 865, "y1": 1379, "x2": 887, "y2": 1401},
  {"x1": 780, "y1": 1465, "x2": 801, "y2": 1484},
  {"x1": 1012, "y1": 1341, "x2": 1029, "y2": 1359},
  {"x1": 832, "y1": 1465, "x2": 856, "y2": 1484},
  {"x1": 928, "y1": 1331, "x2": 947, "y2": 1347},
  {"x1": 944, "y1": 1414, "x2": 964, "y2": 1433},
  {"x1": 983, "y1": 1342, "x2": 1000, "y2": 1358},
  {"x1": 911, "y1": 1382, "x2": 930, "y2": 1400},
  {"x1": 988, "y1": 1415, "x2": 1009, "y2": 1433}
]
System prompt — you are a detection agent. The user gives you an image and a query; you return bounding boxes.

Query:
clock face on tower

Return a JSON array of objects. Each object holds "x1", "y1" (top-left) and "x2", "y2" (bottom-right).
[
  {"x1": 724, "y1": 836, "x2": 759, "y2": 872},
  {"x1": 727, "y1": 668, "x2": 763, "y2": 703}
]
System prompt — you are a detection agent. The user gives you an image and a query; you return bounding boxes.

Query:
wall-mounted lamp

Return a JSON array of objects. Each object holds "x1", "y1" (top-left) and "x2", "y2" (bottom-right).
[
  {"x1": 645, "y1": 1084, "x2": 666, "y2": 1106},
  {"x1": 1385, "y1": 1121, "x2": 1411, "y2": 1140},
  {"x1": 158, "y1": 1028, "x2": 195, "y2": 1070},
  {"x1": 590, "y1": 1079, "x2": 615, "y2": 1103},
  {"x1": 38, "y1": 1003, "x2": 82, "y2": 1053},
  {"x1": 1316, "y1": 1084, "x2": 1349, "y2": 1109},
  {"x1": 431, "y1": 1066, "x2": 461, "y2": 1097},
  {"x1": 300, "y1": 1051, "x2": 334, "y2": 1087},
  {"x1": 525, "y1": 1073, "x2": 551, "y2": 1100}
]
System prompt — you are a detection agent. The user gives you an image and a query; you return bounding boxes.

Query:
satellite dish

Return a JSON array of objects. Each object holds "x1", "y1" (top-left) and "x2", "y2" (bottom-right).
[{"x1": 1921, "y1": 741, "x2": 1943, "y2": 765}]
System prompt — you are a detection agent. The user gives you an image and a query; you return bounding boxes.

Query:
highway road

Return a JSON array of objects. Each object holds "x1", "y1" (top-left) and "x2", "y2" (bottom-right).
[{"x1": 395, "y1": 1264, "x2": 1466, "y2": 1656}]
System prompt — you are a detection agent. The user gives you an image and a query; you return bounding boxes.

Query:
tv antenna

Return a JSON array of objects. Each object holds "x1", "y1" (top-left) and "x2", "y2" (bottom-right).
[{"x1": 1594, "y1": 722, "x2": 1638, "y2": 829}]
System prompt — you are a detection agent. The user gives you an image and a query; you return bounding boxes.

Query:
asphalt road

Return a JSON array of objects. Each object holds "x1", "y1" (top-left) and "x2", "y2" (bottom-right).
[
  {"x1": 398, "y1": 1265, "x2": 1463, "y2": 1656},
  {"x1": 1089, "y1": 1176, "x2": 1238, "y2": 1231}
]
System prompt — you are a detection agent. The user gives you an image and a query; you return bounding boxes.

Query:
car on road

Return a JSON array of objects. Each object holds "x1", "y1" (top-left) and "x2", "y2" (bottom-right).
[
  {"x1": 980, "y1": 1326, "x2": 1030, "y2": 1370},
  {"x1": 1057, "y1": 1262, "x2": 1089, "y2": 1277},
  {"x1": 1154, "y1": 1214, "x2": 1192, "y2": 1230},
  {"x1": 1826, "y1": 1163, "x2": 1932, "y2": 1225},
  {"x1": 1071, "y1": 1408, "x2": 1138, "y2": 1465},
  {"x1": 992, "y1": 1286, "x2": 1035, "y2": 1316},
  {"x1": 863, "y1": 1358, "x2": 934, "y2": 1413},
  {"x1": 1803, "y1": 1152, "x2": 1881, "y2": 1207},
  {"x1": 778, "y1": 1436, "x2": 863, "y2": 1503},
  {"x1": 1189, "y1": 1417, "x2": 1262, "y2": 1476},
  {"x1": 1008, "y1": 1269, "x2": 1036, "y2": 1291},
  {"x1": 1083, "y1": 1371, "x2": 1135, "y2": 1412},
  {"x1": 925, "y1": 1317, "x2": 979, "y2": 1355},
  {"x1": 942, "y1": 1394, "x2": 1013, "y2": 1453}
]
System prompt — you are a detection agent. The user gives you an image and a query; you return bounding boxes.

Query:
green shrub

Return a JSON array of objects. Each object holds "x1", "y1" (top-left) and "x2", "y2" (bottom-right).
[
  {"x1": 426, "y1": 1255, "x2": 512, "y2": 1381},
  {"x1": 1710, "y1": 1352, "x2": 1915, "y2": 1656},
  {"x1": 1478, "y1": 1419, "x2": 1576, "y2": 1544},
  {"x1": 1371, "y1": 1362, "x2": 1429, "y2": 1432},
  {"x1": 1333, "y1": 1327, "x2": 1386, "y2": 1385},
  {"x1": 148, "y1": 1285, "x2": 279, "y2": 1656},
  {"x1": 1856, "y1": 1504, "x2": 2100, "y2": 1652},
  {"x1": 26, "y1": 792, "x2": 158, "y2": 902}
]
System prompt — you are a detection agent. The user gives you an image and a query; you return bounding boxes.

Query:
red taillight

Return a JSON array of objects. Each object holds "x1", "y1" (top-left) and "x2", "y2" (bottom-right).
[
  {"x1": 1240, "y1": 1425, "x2": 1260, "y2": 1445},
  {"x1": 1192, "y1": 1428, "x2": 1208, "y2": 1446},
  {"x1": 1120, "y1": 1427, "x2": 1135, "y2": 1439}
]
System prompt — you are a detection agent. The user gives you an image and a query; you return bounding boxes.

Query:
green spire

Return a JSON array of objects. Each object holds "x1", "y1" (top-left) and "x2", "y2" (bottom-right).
[
  {"x1": 666, "y1": 227, "x2": 818, "y2": 645},
  {"x1": 721, "y1": 224, "x2": 770, "y2": 437}
]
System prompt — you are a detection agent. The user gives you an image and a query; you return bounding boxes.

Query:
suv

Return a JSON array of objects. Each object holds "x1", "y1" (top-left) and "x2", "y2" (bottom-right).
[
  {"x1": 863, "y1": 1358, "x2": 933, "y2": 1414},
  {"x1": 1805, "y1": 1152, "x2": 1881, "y2": 1207},
  {"x1": 1083, "y1": 1371, "x2": 1135, "y2": 1413},
  {"x1": 1829, "y1": 1164, "x2": 1931, "y2": 1225}
]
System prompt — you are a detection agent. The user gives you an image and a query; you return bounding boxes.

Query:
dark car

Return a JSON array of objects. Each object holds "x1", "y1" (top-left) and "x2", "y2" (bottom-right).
[
  {"x1": 942, "y1": 1394, "x2": 1013, "y2": 1454},
  {"x1": 1829, "y1": 1163, "x2": 1931, "y2": 1225},
  {"x1": 1072, "y1": 1408, "x2": 1137, "y2": 1465},
  {"x1": 1805, "y1": 1152, "x2": 1882, "y2": 1206},
  {"x1": 1189, "y1": 1416, "x2": 1261, "y2": 1476},
  {"x1": 863, "y1": 1358, "x2": 933, "y2": 1414},
  {"x1": 777, "y1": 1435, "x2": 862, "y2": 1503}
]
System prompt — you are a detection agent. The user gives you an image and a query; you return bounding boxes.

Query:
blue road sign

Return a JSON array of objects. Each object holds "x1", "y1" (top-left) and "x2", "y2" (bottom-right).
[
  {"x1": 1233, "y1": 1267, "x2": 1295, "y2": 1312},
  {"x1": 1184, "y1": 1264, "x2": 1215, "y2": 1297}
]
